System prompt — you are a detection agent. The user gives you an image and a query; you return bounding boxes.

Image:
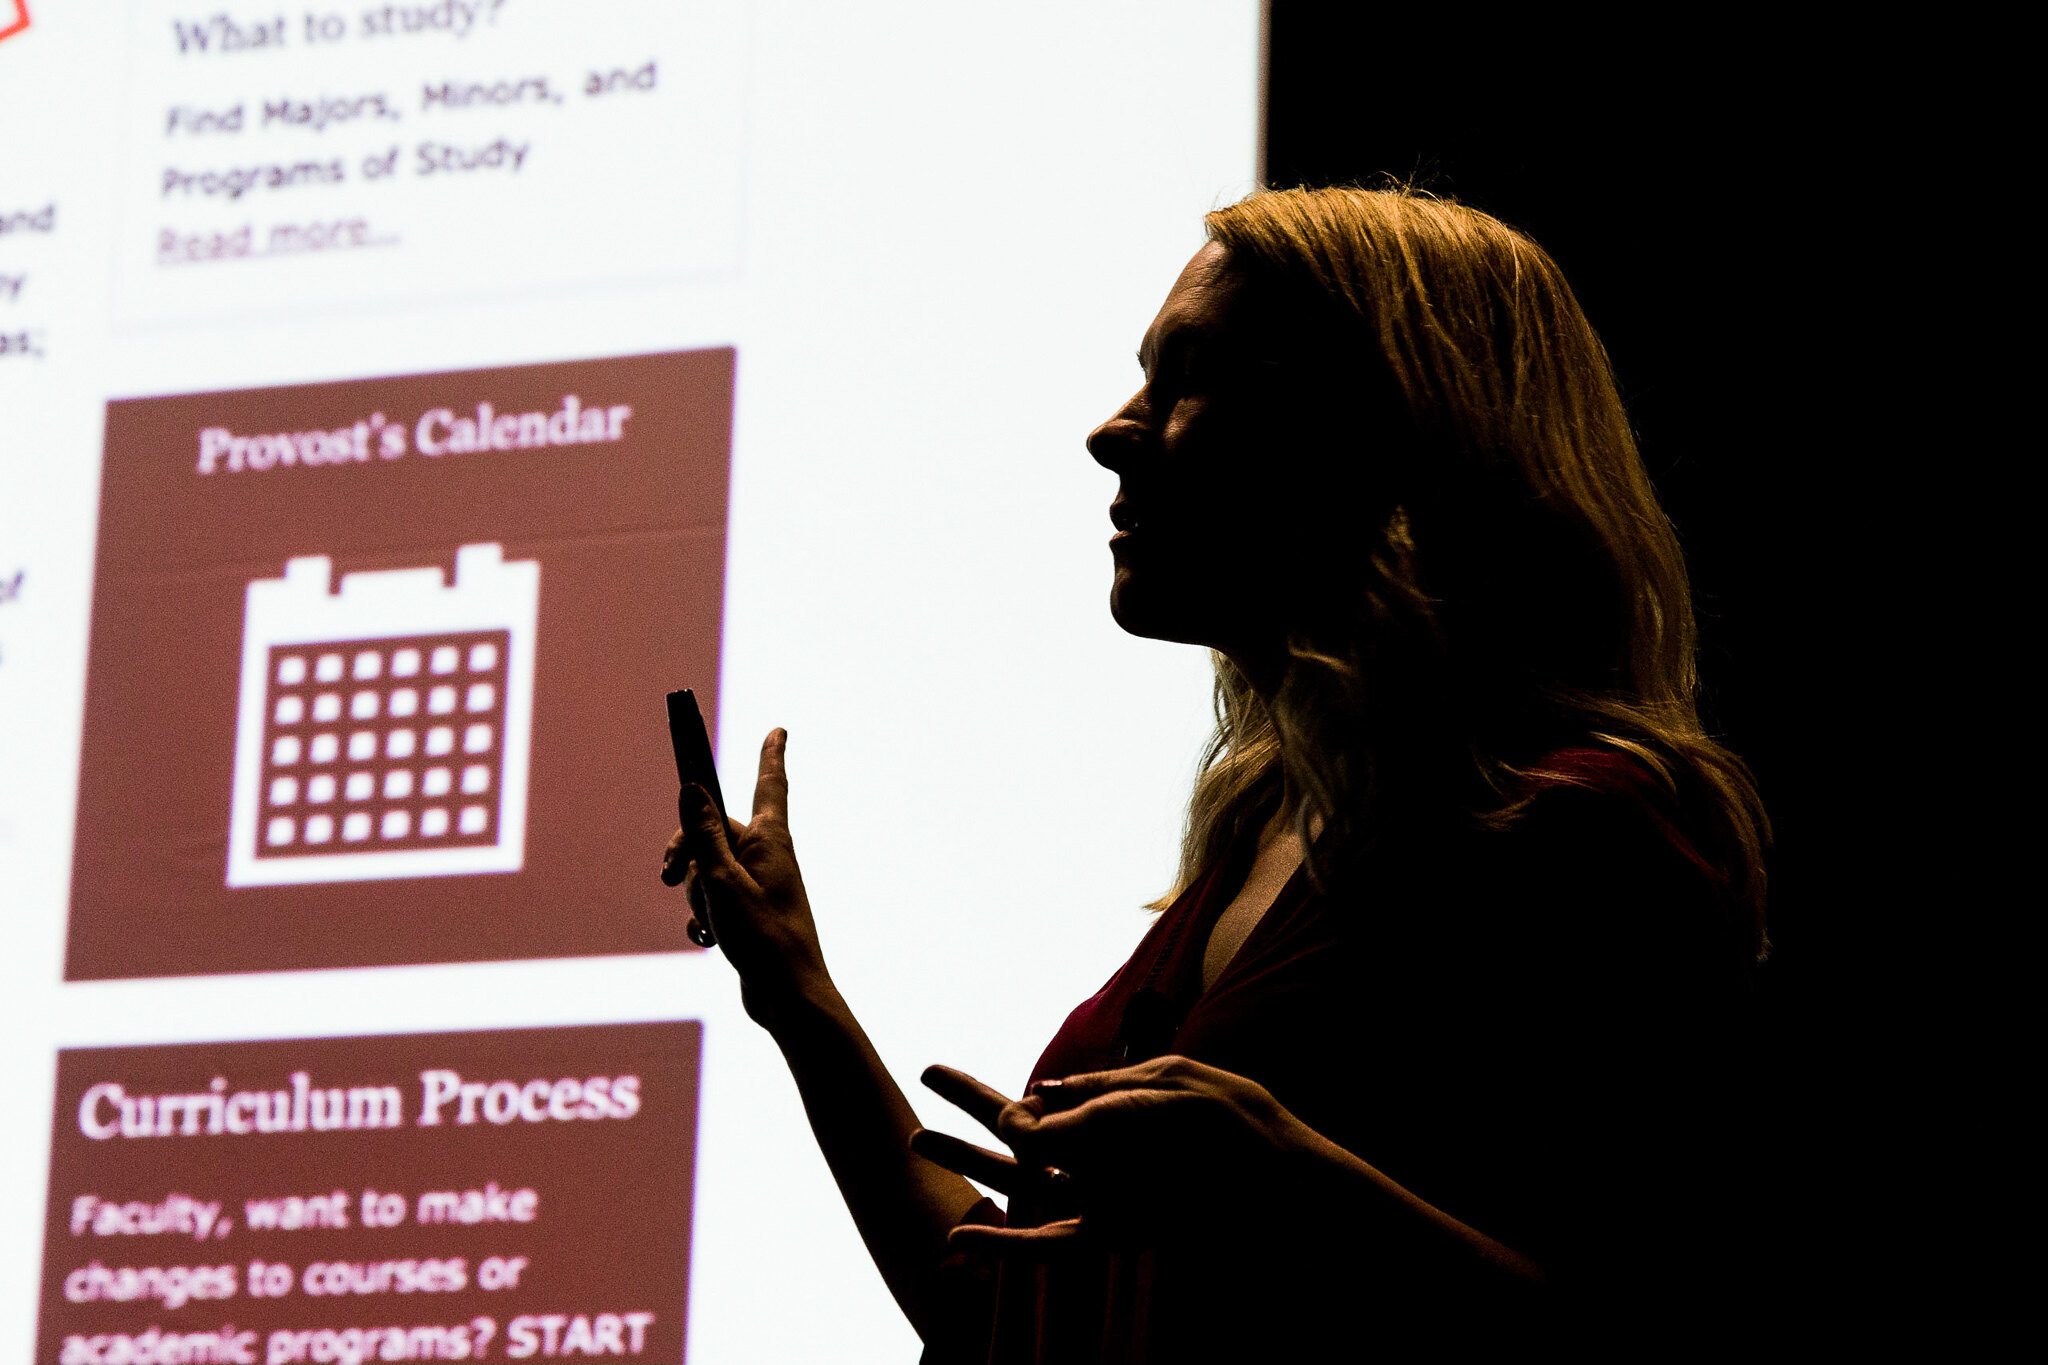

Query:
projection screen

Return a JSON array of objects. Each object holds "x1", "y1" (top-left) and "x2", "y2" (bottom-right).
[{"x1": 0, "y1": 3, "x2": 1260, "y2": 1359}]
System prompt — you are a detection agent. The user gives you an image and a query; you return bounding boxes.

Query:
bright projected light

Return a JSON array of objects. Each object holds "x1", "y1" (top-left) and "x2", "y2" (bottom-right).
[{"x1": 0, "y1": 3, "x2": 1259, "y2": 1359}]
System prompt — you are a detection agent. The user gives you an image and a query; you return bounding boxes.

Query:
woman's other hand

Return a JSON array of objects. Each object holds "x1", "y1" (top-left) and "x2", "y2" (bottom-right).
[
  {"x1": 661, "y1": 728, "x2": 830, "y2": 1030},
  {"x1": 913, "y1": 1056, "x2": 1320, "y2": 1259}
]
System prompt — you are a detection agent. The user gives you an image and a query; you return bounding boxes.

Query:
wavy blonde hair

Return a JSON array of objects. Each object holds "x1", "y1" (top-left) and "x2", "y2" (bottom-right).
[{"x1": 1162, "y1": 186, "x2": 1769, "y2": 955}]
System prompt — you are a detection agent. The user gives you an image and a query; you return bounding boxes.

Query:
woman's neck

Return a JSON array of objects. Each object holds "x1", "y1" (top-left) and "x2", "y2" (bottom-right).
[
  {"x1": 1203, "y1": 803, "x2": 1310, "y2": 992},
  {"x1": 1218, "y1": 638, "x2": 1288, "y2": 704}
]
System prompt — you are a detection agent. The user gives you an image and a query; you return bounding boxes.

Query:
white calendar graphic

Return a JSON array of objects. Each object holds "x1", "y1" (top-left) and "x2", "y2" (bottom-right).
[{"x1": 226, "y1": 544, "x2": 540, "y2": 887}]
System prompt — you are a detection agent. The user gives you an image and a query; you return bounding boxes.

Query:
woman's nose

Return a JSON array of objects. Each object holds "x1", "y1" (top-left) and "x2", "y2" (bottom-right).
[{"x1": 1087, "y1": 398, "x2": 1146, "y2": 471}]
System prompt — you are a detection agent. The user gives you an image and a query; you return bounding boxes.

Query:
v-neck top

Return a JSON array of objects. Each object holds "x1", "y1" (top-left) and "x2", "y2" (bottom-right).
[{"x1": 923, "y1": 749, "x2": 1757, "y2": 1363}]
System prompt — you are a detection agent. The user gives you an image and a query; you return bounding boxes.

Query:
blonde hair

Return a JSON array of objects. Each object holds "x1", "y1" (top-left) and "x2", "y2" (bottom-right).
[{"x1": 1163, "y1": 186, "x2": 1769, "y2": 955}]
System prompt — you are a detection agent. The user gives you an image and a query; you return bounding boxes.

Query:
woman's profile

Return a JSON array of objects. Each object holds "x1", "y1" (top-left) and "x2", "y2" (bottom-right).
[{"x1": 664, "y1": 185, "x2": 1769, "y2": 1359}]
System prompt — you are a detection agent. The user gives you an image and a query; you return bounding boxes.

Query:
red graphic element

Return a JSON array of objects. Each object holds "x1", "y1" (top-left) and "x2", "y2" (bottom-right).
[
  {"x1": 35, "y1": 1021, "x2": 701, "y2": 1362},
  {"x1": 0, "y1": 2, "x2": 27, "y2": 45},
  {"x1": 68, "y1": 348, "x2": 734, "y2": 980}
]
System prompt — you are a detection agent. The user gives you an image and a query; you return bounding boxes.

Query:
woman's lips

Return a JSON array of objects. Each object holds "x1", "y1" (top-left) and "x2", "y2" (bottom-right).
[{"x1": 1111, "y1": 496, "x2": 1168, "y2": 553}]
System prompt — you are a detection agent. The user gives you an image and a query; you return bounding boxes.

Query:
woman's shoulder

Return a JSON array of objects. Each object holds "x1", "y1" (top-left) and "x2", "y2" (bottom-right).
[
  {"x1": 1460, "y1": 746, "x2": 1755, "y2": 988},
  {"x1": 1502, "y1": 746, "x2": 1728, "y2": 887}
]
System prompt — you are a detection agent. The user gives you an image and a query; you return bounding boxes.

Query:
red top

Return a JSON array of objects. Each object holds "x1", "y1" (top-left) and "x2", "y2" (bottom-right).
[{"x1": 923, "y1": 750, "x2": 1756, "y2": 1362}]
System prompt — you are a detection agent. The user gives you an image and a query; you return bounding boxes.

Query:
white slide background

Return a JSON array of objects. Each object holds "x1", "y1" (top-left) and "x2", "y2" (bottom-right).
[{"x1": 0, "y1": 2, "x2": 1260, "y2": 1358}]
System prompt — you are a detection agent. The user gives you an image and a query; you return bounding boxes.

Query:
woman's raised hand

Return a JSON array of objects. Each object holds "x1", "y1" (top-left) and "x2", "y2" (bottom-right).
[
  {"x1": 661, "y1": 729, "x2": 831, "y2": 1030},
  {"x1": 912, "y1": 1056, "x2": 1321, "y2": 1260}
]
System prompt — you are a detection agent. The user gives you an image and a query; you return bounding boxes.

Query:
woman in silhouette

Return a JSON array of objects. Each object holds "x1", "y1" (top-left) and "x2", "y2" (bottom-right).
[{"x1": 664, "y1": 186, "x2": 1768, "y2": 1360}]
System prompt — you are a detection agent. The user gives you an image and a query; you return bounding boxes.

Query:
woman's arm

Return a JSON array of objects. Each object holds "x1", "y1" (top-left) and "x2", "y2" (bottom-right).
[
  {"x1": 665, "y1": 732, "x2": 986, "y2": 1343},
  {"x1": 755, "y1": 983, "x2": 990, "y2": 1337}
]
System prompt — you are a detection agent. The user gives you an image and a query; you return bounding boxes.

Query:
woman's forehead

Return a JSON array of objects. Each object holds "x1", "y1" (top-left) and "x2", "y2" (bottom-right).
[
  {"x1": 1171, "y1": 240, "x2": 1231, "y2": 294},
  {"x1": 1142, "y1": 244, "x2": 1240, "y2": 356}
]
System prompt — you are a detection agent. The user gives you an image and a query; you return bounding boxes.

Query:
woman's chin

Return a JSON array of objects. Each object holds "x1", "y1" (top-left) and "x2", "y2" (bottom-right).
[
  {"x1": 1107, "y1": 576, "x2": 1160, "y2": 640},
  {"x1": 1109, "y1": 576, "x2": 1215, "y2": 649}
]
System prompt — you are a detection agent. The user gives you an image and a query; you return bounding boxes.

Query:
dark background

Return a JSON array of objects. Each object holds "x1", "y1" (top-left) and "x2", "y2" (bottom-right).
[{"x1": 1265, "y1": 8, "x2": 1929, "y2": 1334}]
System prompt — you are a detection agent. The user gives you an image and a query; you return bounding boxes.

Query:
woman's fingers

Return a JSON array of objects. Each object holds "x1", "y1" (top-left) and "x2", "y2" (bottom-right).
[
  {"x1": 998, "y1": 1089, "x2": 1183, "y2": 1173},
  {"x1": 680, "y1": 867, "x2": 714, "y2": 946},
  {"x1": 1028, "y1": 1056, "x2": 1202, "y2": 1110},
  {"x1": 920, "y1": 1065, "x2": 1016, "y2": 1137},
  {"x1": 676, "y1": 785, "x2": 746, "y2": 952},
  {"x1": 679, "y1": 783, "x2": 745, "y2": 890},
  {"x1": 948, "y1": 1218, "x2": 1091, "y2": 1262},
  {"x1": 909, "y1": 1128, "x2": 1024, "y2": 1196},
  {"x1": 752, "y1": 728, "x2": 789, "y2": 830},
  {"x1": 659, "y1": 827, "x2": 689, "y2": 886}
]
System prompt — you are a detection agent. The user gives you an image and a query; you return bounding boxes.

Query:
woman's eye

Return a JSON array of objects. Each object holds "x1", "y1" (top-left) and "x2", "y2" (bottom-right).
[{"x1": 1150, "y1": 356, "x2": 1199, "y2": 398}]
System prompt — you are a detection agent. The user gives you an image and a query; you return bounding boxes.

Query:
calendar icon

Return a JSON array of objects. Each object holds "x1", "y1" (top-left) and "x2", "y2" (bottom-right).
[{"x1": 226, "y1": 543, "x2": 540, "y2": 887}]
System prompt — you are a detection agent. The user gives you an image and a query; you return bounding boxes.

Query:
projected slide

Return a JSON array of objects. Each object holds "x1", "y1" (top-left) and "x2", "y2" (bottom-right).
[
  {"x1": 5, "y1": 3, "x2": 1259, "y2": 1357},
  {"x1": 116, "y1": 1, "x2": 745, "y2": 324},
  {"x1": 67, "y1": 349, "x2": 734, "y2": 980},
  {"x1": 37, "y1": 1021, "x2": 700, "y2": 1363}
]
